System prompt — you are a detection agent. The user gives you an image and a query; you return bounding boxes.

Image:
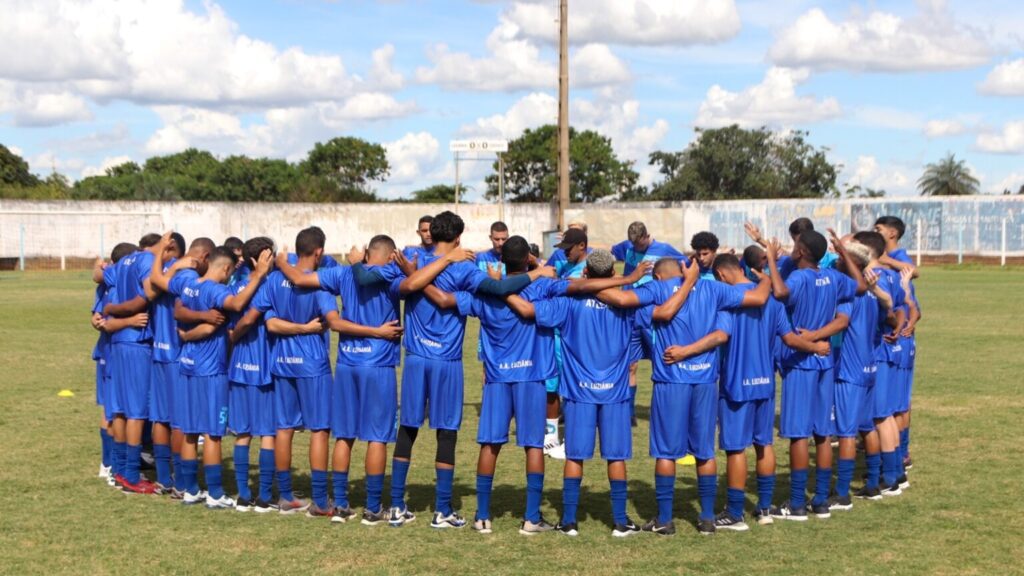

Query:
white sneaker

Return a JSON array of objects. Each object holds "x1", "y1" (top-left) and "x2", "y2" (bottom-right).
[
  {"x1": 98, "y1": 464, "x2": 112, "y2": 479},
  {"x1": 545, "y1": 441, "x2": 566, "y2": 460},
  {"x1": 182, "y1": 491, "x2": 206, "y2": 505},
  {"x1": 206, "y1": 494, "x2": 236, "y2": 509}
]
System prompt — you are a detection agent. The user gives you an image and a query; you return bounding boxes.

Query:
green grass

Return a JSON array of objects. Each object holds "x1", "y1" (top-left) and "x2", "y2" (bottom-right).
[{"x1": 1, "y1": 268, "x2": 1023, "y2": 575}]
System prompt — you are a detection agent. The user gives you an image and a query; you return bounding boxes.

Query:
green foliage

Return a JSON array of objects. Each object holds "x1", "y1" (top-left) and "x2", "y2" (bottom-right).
[
  {"x1": 918, "y1": 153, "x2": 979, "y2": 196},
  {"x1": 844, "y1": 184, "x2": 887, "y2": 198},
  {"x1": 0, "y1": 144, "x2": 41, "y2": 187},
  {"x1": 484, "y1": 125, "x2": 643, "y2": 203},
  {"x1": 410, "y1": 184, "x2": 458, "y2": 203},
  {"x1": 642, "y1": 126, "x2": 839, "y2": 201},
  {"x1": 299, "y1": 137, "x2": 389, "y2": 201}
]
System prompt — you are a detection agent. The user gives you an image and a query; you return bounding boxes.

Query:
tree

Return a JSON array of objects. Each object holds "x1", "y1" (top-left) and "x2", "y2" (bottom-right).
[
  {"x1": 484, "y1": 125, "x2": 643, "y2": 203},
  {"x1": 300, "y1": 137, "x2": 388, "y2": 201},
  {"x1": 410, "y1": 184, "x2": 458, "y2": 203},
  {"x1": 917, "y1": 153, "x2": 979, "y2": 196},
  {"x1": 645, "y1": 126, "x2": 839, "y2": 201},
  {"x1": 844, "y1": 184, "x2": 886, "y2": 198},
  {"x1": 0, "y1": 144, "x2": 41, "y2": 187}
]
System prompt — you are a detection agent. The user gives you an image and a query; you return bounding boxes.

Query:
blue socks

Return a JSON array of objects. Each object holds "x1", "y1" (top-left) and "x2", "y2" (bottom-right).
[
  {"x1": 655, "y1": 474, "x2": 675, "y2": 523},
  {"x1": 790, "y1": 468, "x2": 808, "y2": 509},
  {"x1": 181, "y1": 459, "x2": 199, "y2": 495},
  {"x1": 330, "y1": 470, "x2": 348, "y2": 509},
  {"x1": 173, "y1": 453, "x2": 183, "y2": 491},
  {"x1": 697, "y1": 474, "x2": 716, "y2": 520},
  {"x1": 609, "y1": 479, "x2": 628, "y2": 525},
  {"x1": 476, "y1": 474, "x2": 494, "y2": 520},
  {"x1": 812, "y1": 467, "x2": 832, "y2": 506},
  {"x1": 366, "y1": 473, "x2": 384, "y2": 513},
  {"x1": 154, "y1": 444, "x2": 172, "y2": 488},
  {"x1": 899, "y1": 428, "x2": 910, "y2": 461},
  {"x1": 390, "y1": 459, "x2": 410, "y2": 509},
  {"x1": 881, "y1": 450, "x2": 898, "y2": 487},
  {"x1": 100, "y1": 429, "x2": 112, "y2": 468},
  {"x1": 233, "y1": 445, "x2": 251, "y2": 501},
  {"x1": 562, "y1": 477, "x2": 582, "y2": 525},
  {"x1": 727, "y1": 487, "x2": 745, "y2": 518},
  {"x1": 435, "y1": 467, "x2": 454, "y2": 516},
  {"x1": 525, "y1": 473, "x2": 543, "y2": 523},
  {"x1": 258, "y1": 449, "x2": 275, "y2": 502},
  {"x1": 205, "y1": 464, "x2": 224, "y2": 499},
  {"x1": 114, "y1": 441, "x2": 126, "y2": 478},
  {"x1": 757, "y1": 474, "x2": 775, "y2": 510},
  {"x1": 124, "y1": 443, "x2": 142, "y2": 484},
  {"x1": 865, "y1": 453, "x2": 881, "y2": 489},
  {"x1": 277, "y1": 470, "x2": 294, "y2": 502},
  {"x1": 311, "y1": 469, "x2": 329, "y2": 510},
  {"x1": 836, "y1": 459, "x2": 856, "y2": 497}
]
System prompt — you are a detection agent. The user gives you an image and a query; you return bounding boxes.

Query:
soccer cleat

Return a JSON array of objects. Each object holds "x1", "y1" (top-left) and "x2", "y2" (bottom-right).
[
  {"x1": 903, "y1": 456, "x2": 914, "y2": 470},
  {"x1": 98, "y1": 464, "x2": 112, "y2": 479},
  {"x1": 556, "y1": 521, "x2": 579, "y2": 537},
  {"x1": 544, "y1": 441, "x2": 566, "y2": 460},
  {"x1": 897, "y1": 475, "x2": 910, "y2": 490},
  {"x1": 307, "y1": 502, "x2": 334, "y2": 519},
  {"x1": 880, "y1": 482, "x2": 903, "y2": 498},
  {"x1": 611, "y1": 518, "x2": 641, "y2": 538},
  {"x1": 329, "y1": 506, "x2": 357, "y2": 523},
  {"x1": 676, "y1": 454, "x2": 696, "y2": 466},
  {"x1": 152, "y1": 482, "x2": 172, "y2": 496},
  {"x1": 234, "y1": 497, "x2": 254, "y2": 512},
  {"x1": 770, "y1": 503, "x2": 808, "y2": 522},
  {"x1": 810, "y1": 502, "x2": 831, "y2": 519},
  {"x1": 714, "y1": 512, "x2": 749, "y2": 532},
  {"x1": 430, "y1": 511, "x2": 467, "y2": 529},
  {"x1": 206, "y1": 494, "x2": 236, "y2": 509},
  {"x1": 169, "y1": 487, "x2": 185, "y2": 501},
  {"x1": 855, "y1": 485, "x2": 883, "y2": 501},
  {"x1": 181, "y1": 491, "x2": 206, "y2": 505},
  {"x1": 828, "y1": 494, "x2": 853, "y2": 511},
  {"x1": 696, "y1": 519, "x2": 716, "y2": 536},
  {"x1": 139, "y1": 449, "x2": 155, "y2": 470},
  {"x1": 387, "y1": 506, "x2": 416, "y2": 527},
  {"x1": 752, "y1": 508, "x2": 774, "y2": 526},
  {"x1": 361, "y1": 507, "x2": 388, "y2": 526},
  {"x1": 121, "y1": 478, "x2": 157, "y2": 495},
  {"x1": 640, "y1": 518, "x2": 676, "y2": 536},
  {"x1": 278, "y1": 498, "x2": 310, "y2": 515},
  {"x1": 253, "y1": 498, "x2": 279, "y2": 513},
  {"x1": 106, "y1": 474, "x2": 116, "y2": 487},
  {"x1": 519, "y1": 517, "x2": 555, "y2": 536},
  {"x1": 473, "y1": 518, "x2": 493, "y2": 534}
]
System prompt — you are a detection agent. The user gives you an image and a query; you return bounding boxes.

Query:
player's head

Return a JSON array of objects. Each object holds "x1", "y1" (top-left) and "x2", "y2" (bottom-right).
[
  {"x1": 207, "y1": 246, "x2": 239, "y2": 283},
  {"x1": 165, "y1": 232, "x2": 186, "y2": 261},
  {"x1": 529, "y1": 243, "x2": 541, "y2": 260},
  {"x1": 295, "y1": 226, "x2": 326, "y2": 263},
  {"x1": 489, "y1": 221, "x2": 509, "y2": 254},
  {"x1": 138, "y1": 233, "x2": 161, "y2": 249},
  {"x1": 242, "y1": 236, "x2": 275, "y2": 270},
  {"x1": 501, "y1": 236, "x2": 531, "y2": 274},
  {"x1": 690, "y1": 231, "x2": 719, "y2": 269},
  {"x1": 367, "y1": 234, "x2": 397, "y2": 266},
  {"x1": 711, "y1": 253, "x2": 745, "y2": 285},
  {"x1": 224, "y1": 236, "x2": 243, "y2": 257},
  {"x1": 417, "y1": 215, "x2": 434, "y2": 246},
  {"x1": 568, "y1": 220, "x2": 588, "y2": 234},
  {"x1": 110, "y1": 242, "x2": 137, "y2": 263},
  {"x1": 653, "y1": 257, "x2": 682, "y2": 280},
  {"x1": 853, "y1": 230, "x2": 886, "y2": 263},
  {"x1": 627, "y1": 221, "x2": 651, "y2": 252},
  {"x1": 555, "y1": 228, "x2": 588, "y2": 264},
  {"x1": 795, "y1": 229, "x2": 828, "y2": 264},
  {"x1": 430, "y1": 211, "x2": 464, "y2": 245},
  {"x1": 874, "y1": 215, "x2": 906, "y2": 243},
  {"x1": 743, "y1": 244, "x2": 766, "y2": 273},
  {"x1": 584, "y1": 249, "x2": 616, "y2": 279},
  {"x1": 843, "y1": 238, "x2": 872, "y2": 269},
  {"x1": 188, "y1": 237, "x2": 216, "y2": 275},
  {"x1": 788, "y1": 217, "x2": 814, "y2": 241}
]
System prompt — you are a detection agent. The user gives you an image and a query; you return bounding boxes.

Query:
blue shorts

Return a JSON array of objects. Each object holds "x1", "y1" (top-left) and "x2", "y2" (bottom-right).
[
  {"x1": 102, "y1": 374, "x2": 119, "y2": 421},
  {"x1": 780, "y1": 368, "x2": 833, "y2": 439},
  {"x1": 650, "y1": 381, "x2": 717, "y2": 461},
  {"x1": 718, "y1": 395, "x2": 775, "y2": 451},
  {"x1": 896, "y1": 367, "x2": 913, "y2": 413},
  {"x1": 150, "y1": 361, "x2": 178, "y2": 424},
  {"x1": 400, "y1": 354, "x2": 463, "y2": 431},
  {"x1": 171, "y1": 365, "x2": 189, "y2": 430},
  {"x1": 627, "y1": 326, "x2": 650, "y2": 364},
  {"x1": 544, "y1": 331, "x2": 563, "y2": 394},
  {"x1": 477, "y1": 381, "x2": 546, "y2": 448},
  {"x1": 95, "y1": 360, "x2": 107, "y2": 407},
  {"x1": 332, "y1": 365, "x2": 398, "y2": 443},
  {"x1": 229, "y1": 382, "x2": 276, "y2": 437},
  {"x1": 274, "y1": 374, "x2": 332, "y2": 431},
  {"x1": 180, "y1": 374, "x2": 229, "y2": 437},
  {"x1": 834, "y1": 380, "x2": 868, "y2": 438},
  {"x1": 110, "y1": 342, "x2": 152, "y2": 420},
  {"x1": 873, "y1": 362, "x2": 899, "y2": 420},
  {"x1": 858, "y1": 383, "x2": 877, "y2": 433},
  {"x1": 563, "y1": 399, "x2": 631, "y2": 461}
]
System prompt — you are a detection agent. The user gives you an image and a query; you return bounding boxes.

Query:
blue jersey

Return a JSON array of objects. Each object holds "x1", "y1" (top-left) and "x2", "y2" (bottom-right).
[
  {"x1": 611, "y1": 239, "x2": 688, "y2": 287},
  {"x1": 535, "y1": 295, "x2": 634, "y2": 404},
  {"x1": 475, "y1": 250, "x2": 506, "y2": 277},
  {"x1": 179, "y1": 280, "x2": 234, "y2": 377},
  {"x1": 286, "y1": 253, "x2": 340, "y2": 269},
  {"x1": 548, "y1": 248, "x2": 591, "y2": 279},
  {"x1": 403, "y1": 255, "x2": 488, "y2": 361},
  {"x1": 111, "y1": 250, "x2": 155, "y2": 344},
  {"x1": 227, "y1": 272, "x2": 272, "y2": 386},
  {"x1": 92, "y1": 285, "x2": 113, "y2": 362},
  {"x1": 777, "y1": 252, "x2": 838, "y2": 280},
  {"x1": 152, "y1": 258, "x2": 181, "y2": 364},
  {"x1": 456, "y1": 278, "x2": 567, "y2": 384},
  {"x1": 634, "y1": 278, "x2": 744, "y2": 385},
  {"x1": 319, "y1": 263, "x2": 404, "y2": 367},
  {"x1": 719, "y1": 289, "x2": 793, "y2": 401},
  {"x1": 402, "y1": 245, "x2": 434, "y2": 263},
  {"x1": 872, "y1": 268, "x2": 906, "y2": 364},
  {"x1": 252, "y1": 270, "x2": 337, "y2": 378},
  {"x1": 836, "y1": 269, "x2": 898, "y2": 387},
  {"x1": 780, "y1": 268, "x2": 857, "y2": 370}
]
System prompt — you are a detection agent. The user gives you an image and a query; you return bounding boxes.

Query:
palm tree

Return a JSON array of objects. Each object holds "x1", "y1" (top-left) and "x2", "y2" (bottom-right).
[{"x1": 917, "y1": 153, "x2": 980, "y2": 196}]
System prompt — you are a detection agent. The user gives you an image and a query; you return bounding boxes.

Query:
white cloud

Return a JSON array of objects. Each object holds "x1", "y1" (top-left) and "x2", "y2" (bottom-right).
[
  {"x1": 384, "y1": 132, "x2": 441, "y2": 186},
  {"x1": 28, "y1": 151, "x2": 86, "y2": 176},
  {"x1": 924, "y1": 119, "x2": 968, "y2": 138},
  {"x1": 81, "y1": 155, "x2": 133, "y2": 178},
  {"x1": 461, "y1": 92, "x2": 558, "y2": 138},
  {"x1": 505, "y1": 0, "x2": 741, "y2": 46},
  {"x1": 976, "y1": 121, "x2": 1024, "y2": 154},
  {"x1": 844, "y1": 155, "x2": 913, "y2": 194},
  {"x1": 0, "y1": 81, "x2": 93, "y2": 127},
  {"x1": 768, "y1": 3, "x2": 991, "y2": 72},
  {"x1": 368, "y1": 44, "x2": 404, "y2": 91},
  {"x1": 694, "y1": 67, "x2": 842, "y2": 128},
  {"x1": 991, "y1": 172, "x2": 1024, "y2": 194},
  {"x1": 979, "y1": 58, "x2": 1024, "y2": 96}
]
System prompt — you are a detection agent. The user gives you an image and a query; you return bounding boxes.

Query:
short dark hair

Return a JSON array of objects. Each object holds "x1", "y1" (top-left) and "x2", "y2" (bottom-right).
[
  {"x1": 368, "y1": 234, "x2": 397, "y2": 253},
  {"x1": 501, "y1": 236, "x2": 530, "y2": 273},
  {"x1": 799, "y1": 230, "x2": 828, "y2": 262},
  {"x1": 742, "y1": 244, "x2": 765, "y2": 271},
  {"x1": 490, "y1": 221, "x2": 509, "y2": 234},
  {"x1": 789, "y1": 218, "x2": 815, "y2": 238},
  {"x1": 111, "y1": 242, "x2": 137, "y2": 263},
  {"x1": 712, "y1": 253, "x2": 742, "y2": 273},
  {"x1": 170, "y1": 232, "x2": 186, "y2": 257},
  {"x1": 529, "y1": 243, "x2": 541, "y2": 259},
  {"x1": 138, "y1": 233, "x2": 161, "y2": 248},
  {"x1": 242, "y1": 236, "x2": 274, "y2": 267},
  {"x1": 295, "y1": 226, "x2": 326, "y2": 256},
  {"x1": 653, "y1": 257, "x2": 681, "y2": 277},
  {"x1": 690, "y1": 231, "x2": 719, "y2": 252},
  {"x1": 430, "y1": 211, "x2": 464, "y2": 243},
  {"x1": 853, "y1": 231, "x2": 886, "y2": 260},
  {"x1": 418, "y1": 215, "x2": 434, "y2": 226},
  {"x1": 190, "y1": 237, "x2": 215, "y2": 256},
  {"x1": 211, "y1": 246, "x2": 238, "y2": 268},
  {"x1": 224, "y1": 236, "x2": 243, "y2": 253},
  {"x1": 627, "y1": 221, "x2": 648, "y2": 244},
  {"x1": 875, "y1": 215, "x2": 906, "y2": 239}
]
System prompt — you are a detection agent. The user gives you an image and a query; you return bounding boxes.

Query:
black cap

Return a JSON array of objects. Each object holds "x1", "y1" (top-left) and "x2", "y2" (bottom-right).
[{"x1": 555, "y1": 228, "x2": 588, "y2": 250}]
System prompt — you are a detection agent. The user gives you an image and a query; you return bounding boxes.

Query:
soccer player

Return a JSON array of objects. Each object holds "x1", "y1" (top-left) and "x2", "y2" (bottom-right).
[
  {"x1": 690, "y1": 231, "x2": 720, "y2": 280},
  {"x1": 224, "y1": 236, "x2": 245, "y2": 286},
  {"x1": 546, "y1": 220, "x2": 590, "y2": 275},
  {"x1": 403, "y1": 214, "x2": 435, "y2": 262},
  {"x1": 766, "y1": 230, "x2": 866, "y2": 520},
  {"x1": 389, "y1": 211, "x2": 554, "y2": 529},
  {"x1": 710, "y1": 254, "x2": 831, "y2": 530},
  {"x1": 745, "y1": 218, "x2": 838, "y2": 279},
  {"x1": 477, "y1": 221, "x2": 509, "y2": 277}
]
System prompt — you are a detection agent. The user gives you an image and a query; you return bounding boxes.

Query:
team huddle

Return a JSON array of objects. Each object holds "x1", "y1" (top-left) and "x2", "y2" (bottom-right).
[{"x1": 89, "y1": 210, "x2": 920, "y2": 537}]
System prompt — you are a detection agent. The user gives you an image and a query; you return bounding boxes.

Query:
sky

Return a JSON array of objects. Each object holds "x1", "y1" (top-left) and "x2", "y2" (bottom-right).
[{"x1": 2, "y1": 0, "x2": 1024, "y2": 200}]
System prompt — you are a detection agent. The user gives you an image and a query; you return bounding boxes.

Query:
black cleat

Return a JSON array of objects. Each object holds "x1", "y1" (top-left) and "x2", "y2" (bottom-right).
[
  {"x1": 770, "y1": 503, "x2": 808, "y2": 522},
  {"x1": 828, "y1": 494, "x2": 853, "y2": 511},
  {"x1": 810, "y1": 502, "x2": 831, "y2": 519},
  {"x1": 697, "y1": 519, "x2": 716, "y2": 535},
  {"x1": 556, "y1": 521, "x2": 579, "y2": 537},
  {"x1": 640, "y1": 518, "x2": 676, "y2": 536},
  {"x1": 611, "y1": 518, "x2": 641, "y2": 538},
  {"x1": 714, "y1": 511, "x2": 749, "y2": 531},
  {"x1": 855, "y1": 485, "x2": 882, "y2": 500}
]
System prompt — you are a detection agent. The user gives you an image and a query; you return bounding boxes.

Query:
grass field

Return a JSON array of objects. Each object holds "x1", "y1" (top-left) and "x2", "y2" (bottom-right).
[{"x1": 1, "y1": 267, "x2": 1023, "y2": 575}]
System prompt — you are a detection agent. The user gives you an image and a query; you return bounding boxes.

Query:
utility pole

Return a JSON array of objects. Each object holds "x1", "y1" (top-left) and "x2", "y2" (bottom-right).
[{"x1": 557, "y1": 0, "x2": 569, "y2": 230}]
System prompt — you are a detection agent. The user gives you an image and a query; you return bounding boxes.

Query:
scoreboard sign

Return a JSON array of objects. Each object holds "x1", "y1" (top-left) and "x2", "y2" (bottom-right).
[{"x1": 449, "y1": 139, "x2": 508, "y2": 153}]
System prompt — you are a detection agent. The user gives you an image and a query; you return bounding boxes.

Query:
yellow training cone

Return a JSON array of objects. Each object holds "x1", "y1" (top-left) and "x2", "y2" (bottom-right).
[
  {"x1": 57, "y1": 389, "x2": 75, "y2": 398},
  {"x1": 676, "y1": 454, "x2": 696, "y2": 466}
]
